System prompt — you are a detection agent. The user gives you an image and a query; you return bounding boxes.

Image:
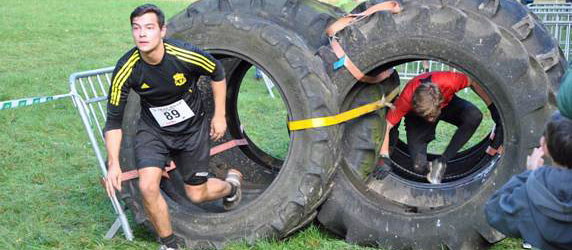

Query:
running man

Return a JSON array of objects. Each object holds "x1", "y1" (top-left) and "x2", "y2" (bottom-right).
[{"x1": 103, "y1": 4, "x2": 241, "y2": 249}]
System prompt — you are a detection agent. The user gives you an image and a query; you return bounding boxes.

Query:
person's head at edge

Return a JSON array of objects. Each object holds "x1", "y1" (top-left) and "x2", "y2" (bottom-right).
[
  {"x1": 130, "y1": 4, "x2": 166, "y2": 56},
  {"x1": 543, "y1": 111, "x2": 572, "y2": 169},
  {"x1": 412, "y1": 81, "x2": 444, "y2": 123},
  {"x1": 557, "y1": 61, "x2": 572, "y2": 120}
]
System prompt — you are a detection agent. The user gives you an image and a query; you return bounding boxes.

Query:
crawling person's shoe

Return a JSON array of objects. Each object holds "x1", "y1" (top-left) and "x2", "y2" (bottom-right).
[
  {"x1": 427, "y1": 158, "x2": 446, "y2": 184},
  {"x1": 223, "y1": 169, "x2": 243, "y2": 210}
]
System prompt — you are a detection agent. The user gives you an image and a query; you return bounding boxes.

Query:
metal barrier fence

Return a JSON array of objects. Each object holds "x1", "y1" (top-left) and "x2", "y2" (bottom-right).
[
  {"x1": 528, "y1": 3, "x2": 572, "y2": 60},
  {"x1": 396, "y1": 3, "x2": 572, "y2": 80},
  {"x1": 69, "y1": 67, "x2": 134, "y2": 240},
  {"x1": 395, "y1": 60, "x2": 456, "y2": 80}
]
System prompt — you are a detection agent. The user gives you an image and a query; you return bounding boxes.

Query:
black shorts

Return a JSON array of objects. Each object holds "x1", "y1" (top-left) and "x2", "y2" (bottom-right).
[{"x1": 135, "y1": 117, "x2": 210, "y2": 184}]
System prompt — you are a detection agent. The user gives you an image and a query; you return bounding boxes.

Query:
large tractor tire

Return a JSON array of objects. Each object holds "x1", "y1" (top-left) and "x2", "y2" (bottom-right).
[
  {"x1": 316, "y1": 0, "x2": 566, "y2": 249},
  {"x1": 118, "y1": 12, "x2": 338, "y2": 249},
  {"x1": 168, "y1": 0, "x2": 344, "y2": 52}
]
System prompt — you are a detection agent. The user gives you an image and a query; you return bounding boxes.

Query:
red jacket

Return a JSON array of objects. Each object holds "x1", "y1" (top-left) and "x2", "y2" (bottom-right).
[{"x1": 385, "y1": 71, "x2": 469, "y2": 126}]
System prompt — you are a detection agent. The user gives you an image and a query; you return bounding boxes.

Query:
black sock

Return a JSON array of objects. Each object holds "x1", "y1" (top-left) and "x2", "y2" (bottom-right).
[{"x1": 160, "y1": 234, "x2": 178, "y2": 249}]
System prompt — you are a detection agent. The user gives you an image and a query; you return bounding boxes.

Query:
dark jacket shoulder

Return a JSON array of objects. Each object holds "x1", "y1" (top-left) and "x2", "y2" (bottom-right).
[{"x1": 485, "y1": 167, "x2": 572, "y2": 250}]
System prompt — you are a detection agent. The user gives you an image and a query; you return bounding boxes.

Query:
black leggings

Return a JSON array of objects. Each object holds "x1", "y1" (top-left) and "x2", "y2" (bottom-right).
[{"x1": 391, "y1": 95, "x2": 482, "y2": 168}]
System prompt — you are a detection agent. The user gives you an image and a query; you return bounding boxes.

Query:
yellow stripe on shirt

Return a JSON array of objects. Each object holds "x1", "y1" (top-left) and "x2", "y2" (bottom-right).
[
  {"x1": 110, "y1": 52, "x2": 140, "y2": 106},
  {"x1": 165, "y1": 43, "x2": 216, "y2": 72},
  {"x1": 110, "y1": 51, "x2": 138, "y2": 104},
  {"x1": 165, "y1": 47, "x2": 214, "y2": 73},
  {"x1": 165, "y1": 43, "x2": 216, "y2": 68},
  {"x1": 111, "y1": 53, "x2": 139, "y2": 105}
]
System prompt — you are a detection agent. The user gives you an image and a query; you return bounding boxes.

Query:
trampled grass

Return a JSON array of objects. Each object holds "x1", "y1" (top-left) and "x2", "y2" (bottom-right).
[{"x1": 0, "y1": 0, "x2": 521, "y2": 249}]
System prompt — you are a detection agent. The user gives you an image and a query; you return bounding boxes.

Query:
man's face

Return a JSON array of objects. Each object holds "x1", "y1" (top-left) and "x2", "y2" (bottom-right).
[{"x1": 131, "y1": 12, "x2": 165, "y2": 53}]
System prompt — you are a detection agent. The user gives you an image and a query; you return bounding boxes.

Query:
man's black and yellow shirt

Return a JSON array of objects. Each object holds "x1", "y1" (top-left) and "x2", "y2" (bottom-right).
[{"x1": 105, "y1": 39, "x2": 224, "y2": 134}]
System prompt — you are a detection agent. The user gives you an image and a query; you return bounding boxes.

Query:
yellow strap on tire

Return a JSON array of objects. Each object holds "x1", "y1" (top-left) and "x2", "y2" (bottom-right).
[{"x1": 288, "y1": 87, "x2": 399, "y2": 131}]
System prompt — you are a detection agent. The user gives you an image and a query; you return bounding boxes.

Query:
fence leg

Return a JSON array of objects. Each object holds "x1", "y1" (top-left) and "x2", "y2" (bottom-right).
[
  {"x1": 260, "y1": 71, "x2": 276, "y2": 99},
  {"x1": 104, "y1": 217, "x2": 122, "y2": 240},
  {"x1": 104, "y1": 195, "x2": 134, "y2": 241},
  {"x1": 116, "y1": 197, "x2": 135, "y2": 241},
  {"x1": 70, "y1": 92, "x2": 135, "y2": 241}
]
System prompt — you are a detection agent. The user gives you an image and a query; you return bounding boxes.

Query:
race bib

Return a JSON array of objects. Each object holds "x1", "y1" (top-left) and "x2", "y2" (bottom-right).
[{"x1": 149, "y1": 99, "x2": 195, "y2": 127}]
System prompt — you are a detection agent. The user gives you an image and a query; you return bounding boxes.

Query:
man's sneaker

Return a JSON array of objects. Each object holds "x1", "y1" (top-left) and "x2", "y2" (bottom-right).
[
  {"x1": 426, "y1": 158, "x2": 446, "y2": 184},
  {"x1": 223, "y1": 169, "x2": 243, "y2": 210},
  {"x1": 158, "y1": 234, "x2": 184, "y2": 250}
]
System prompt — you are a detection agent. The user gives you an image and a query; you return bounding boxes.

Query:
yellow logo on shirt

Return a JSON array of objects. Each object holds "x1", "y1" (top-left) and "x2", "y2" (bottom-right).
[
  {"x1": 173, "y1": 73, "x2": 187, "y2": 86},
  {"x1": 141, "y1": 83, "x2": 150, "y2": 89}
]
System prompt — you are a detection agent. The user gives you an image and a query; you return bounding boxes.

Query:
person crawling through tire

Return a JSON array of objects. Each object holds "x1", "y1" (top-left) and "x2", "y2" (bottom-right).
[
  {"x1": 485, "y1": 111, "x2": 572, "y2": 250},
  {"x1": 376, "y1": 71, "x2": 492, "y2": 184},
  {"x1": 103, "y1": 4, "x2": 242, "y2": 249}
]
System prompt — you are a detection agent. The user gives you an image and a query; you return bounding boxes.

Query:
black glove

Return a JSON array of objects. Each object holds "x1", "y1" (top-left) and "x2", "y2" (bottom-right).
[{"x1": 372, "y1": 155, "x2": 393, "y2": 180}]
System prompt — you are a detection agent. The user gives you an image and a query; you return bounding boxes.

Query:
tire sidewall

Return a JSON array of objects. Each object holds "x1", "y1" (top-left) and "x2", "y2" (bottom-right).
[{"x1": 318, "y1": 1, "x2": 558, "y2": 246}]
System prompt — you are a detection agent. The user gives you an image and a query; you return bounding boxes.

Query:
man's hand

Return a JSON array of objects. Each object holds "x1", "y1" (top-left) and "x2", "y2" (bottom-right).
[
  {"x1": 526, "y1": 146, "x2": 545, "y2": 171},
  {"x1": 105, "y1": 161, "x2": 122, "y2": 197},
  {"x1": 210, "y1": 115, "x2": 227, "y2": 141},
  {"x1": 210, "y1": 78, "x2": 227, "y2": 141}
]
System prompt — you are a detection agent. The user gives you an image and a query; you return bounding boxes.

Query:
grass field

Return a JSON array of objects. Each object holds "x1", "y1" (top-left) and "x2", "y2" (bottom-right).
[{"x1": 0, "y1": 0, "x2": 522, "y2": 249}]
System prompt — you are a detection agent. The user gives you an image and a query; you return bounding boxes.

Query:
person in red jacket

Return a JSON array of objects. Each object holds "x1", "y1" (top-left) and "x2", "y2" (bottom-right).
[{"x1": 378, "y1": 71, "x2": 490, "y2": 184}]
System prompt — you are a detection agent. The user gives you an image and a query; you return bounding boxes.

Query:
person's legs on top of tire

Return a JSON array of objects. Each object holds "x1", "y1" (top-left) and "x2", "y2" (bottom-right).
[
  {"x1": 427, "y1": 95, "x2": 482, "y2": 183},
  {"x1": 439, "y1": 96, "x2": 483, "y2": 161}
]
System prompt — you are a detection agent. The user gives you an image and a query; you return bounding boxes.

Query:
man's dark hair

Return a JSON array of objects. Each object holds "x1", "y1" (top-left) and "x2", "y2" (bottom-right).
[
  {"x1": 544, "y1": 111, "x2": 572, "y2": 168},
  {"x1": 130, "y1": 4, "x2": 165, "y2": 27}
]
